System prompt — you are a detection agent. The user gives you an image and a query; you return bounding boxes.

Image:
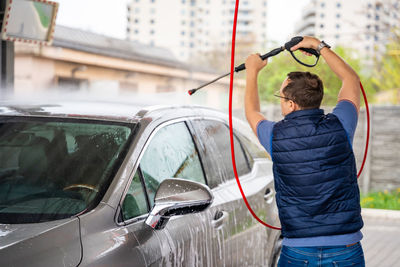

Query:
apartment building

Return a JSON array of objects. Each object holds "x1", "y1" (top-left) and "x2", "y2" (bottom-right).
[
  {"x1": 126, "y1": 0, "x2": 268, "y2": 61},
  {"x1": 295, "y1": 0, "x2": 399, "y2": 58}
]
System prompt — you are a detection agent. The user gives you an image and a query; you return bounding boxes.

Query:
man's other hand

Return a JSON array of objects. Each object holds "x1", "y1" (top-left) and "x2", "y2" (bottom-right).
[
  {"x1": 290, "y1": 36, "x2": 320, "y2": 52},
  {"x1": 245, "y1": 54, "x2": 268, "y2": 75}
]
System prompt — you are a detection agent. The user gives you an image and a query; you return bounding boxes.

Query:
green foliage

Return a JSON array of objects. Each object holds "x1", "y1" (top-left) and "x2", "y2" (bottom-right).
[
  {"x1": 370, "y1": 28, "x2": 400, "y2": 104},
  {"x1": 256, "y1": 46, "x2": 374, "y2": 106},
  {"x1": 361, "y1": 189, "x2": 400, "y2": 210}
]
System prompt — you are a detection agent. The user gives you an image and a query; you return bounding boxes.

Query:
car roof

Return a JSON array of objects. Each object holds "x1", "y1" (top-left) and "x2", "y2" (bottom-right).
[{"x1": 0, "y1": 100, "x2": 224, "y2": 123}]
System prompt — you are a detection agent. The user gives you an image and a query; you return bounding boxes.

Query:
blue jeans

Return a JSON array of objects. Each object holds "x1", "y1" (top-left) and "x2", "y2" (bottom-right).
[{"x1": 278, "y1": 242, "x2": 365, "y2": 267}]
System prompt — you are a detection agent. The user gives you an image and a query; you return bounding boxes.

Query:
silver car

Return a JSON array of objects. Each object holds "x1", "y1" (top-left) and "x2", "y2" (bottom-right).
[{"x1": 0, "y1": 101, "x2": 281, "y2": 266}]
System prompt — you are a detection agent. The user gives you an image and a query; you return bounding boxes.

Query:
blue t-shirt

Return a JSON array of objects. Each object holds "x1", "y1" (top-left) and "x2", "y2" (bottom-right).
[{"x1": 257, "y1": 100, "x2": 362, "y2": 247}]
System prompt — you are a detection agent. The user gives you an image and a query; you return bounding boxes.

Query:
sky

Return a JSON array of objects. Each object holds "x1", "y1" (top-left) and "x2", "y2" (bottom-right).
[{"x1": 56, "y1": 0, "x2": 310, "y2": 44}]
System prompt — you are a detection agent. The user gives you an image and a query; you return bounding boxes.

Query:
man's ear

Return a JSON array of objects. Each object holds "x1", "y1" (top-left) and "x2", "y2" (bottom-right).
[{"x1": 289, "y1": 100, "x2": 297, "y2": 112}]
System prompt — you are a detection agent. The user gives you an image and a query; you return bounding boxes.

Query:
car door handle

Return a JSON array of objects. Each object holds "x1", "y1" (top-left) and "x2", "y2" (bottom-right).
[
  {"x1": 264, "y1": 188, "x2": 274, "y2": 204},
  {"x1": 212, "y1": 210, "x2": 229, "y2": 229}
]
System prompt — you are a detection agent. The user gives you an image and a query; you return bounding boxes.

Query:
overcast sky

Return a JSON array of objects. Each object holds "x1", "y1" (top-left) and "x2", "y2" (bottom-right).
[{"x1": 56, "y1": 0, "x2": 310, "y2": 44}]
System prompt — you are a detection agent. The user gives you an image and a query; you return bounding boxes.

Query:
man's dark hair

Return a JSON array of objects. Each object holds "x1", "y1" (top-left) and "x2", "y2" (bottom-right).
[{"x1": 283, "y1": 72, "x2": 324, "y2": 109}]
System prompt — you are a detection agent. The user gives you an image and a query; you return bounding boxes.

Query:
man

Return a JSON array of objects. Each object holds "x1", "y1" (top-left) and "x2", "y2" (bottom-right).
[{"x1": 244, "y1": 36, "x2": 365, "y2": 266}]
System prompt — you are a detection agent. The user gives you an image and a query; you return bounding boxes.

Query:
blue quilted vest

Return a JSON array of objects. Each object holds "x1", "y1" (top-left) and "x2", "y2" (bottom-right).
[{"x1": 271, "y1": 108, "x2": 363, "y2": 238}]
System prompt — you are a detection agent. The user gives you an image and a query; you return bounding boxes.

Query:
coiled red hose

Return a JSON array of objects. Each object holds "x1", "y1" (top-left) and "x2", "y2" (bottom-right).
[{"x1": 228, "y1": 0, "x2": 370, "y2": 230}]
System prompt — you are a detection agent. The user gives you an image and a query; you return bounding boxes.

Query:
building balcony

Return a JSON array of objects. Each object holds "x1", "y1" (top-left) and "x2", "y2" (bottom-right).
[{"x1": 295, "y1": 15, "x2": 315, "y2": 34}]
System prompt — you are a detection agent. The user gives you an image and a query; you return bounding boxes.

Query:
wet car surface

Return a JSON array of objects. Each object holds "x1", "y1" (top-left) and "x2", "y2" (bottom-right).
[{"x1": 0, "y1": 101, "x2": 281, "y2": 266}]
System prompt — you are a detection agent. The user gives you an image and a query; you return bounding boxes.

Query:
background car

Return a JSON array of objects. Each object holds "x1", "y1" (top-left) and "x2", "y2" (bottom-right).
[{"x1": 0, "y1": 101, "x2": 281, "y2": 266}]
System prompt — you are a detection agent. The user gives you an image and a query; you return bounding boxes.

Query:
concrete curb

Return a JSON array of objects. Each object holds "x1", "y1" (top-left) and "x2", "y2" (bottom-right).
[{"x1": 361, "y1": 208, "x2": 400, "y2": 219}]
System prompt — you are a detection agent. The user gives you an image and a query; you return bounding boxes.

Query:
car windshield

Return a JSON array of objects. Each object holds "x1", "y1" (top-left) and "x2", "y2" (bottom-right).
[{"x1": 0, "y1": 117, "x2": 134, "y2": 224}]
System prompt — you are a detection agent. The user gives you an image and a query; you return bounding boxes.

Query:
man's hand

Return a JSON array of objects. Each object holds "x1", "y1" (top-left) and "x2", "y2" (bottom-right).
[
  {"x1": 290, "y1": 36, "x2": 320, "y2": 51},
  {"x1": 245, "y1": 54, "x2": 268, "y2": 75}
]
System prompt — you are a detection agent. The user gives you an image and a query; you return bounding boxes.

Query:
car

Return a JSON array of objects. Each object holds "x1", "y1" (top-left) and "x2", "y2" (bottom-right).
[{"x1": 0, "y1": 100, "x2": 281, "y2": 266}]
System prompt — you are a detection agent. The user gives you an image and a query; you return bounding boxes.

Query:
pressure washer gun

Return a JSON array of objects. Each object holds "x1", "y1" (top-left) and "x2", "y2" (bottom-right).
[{"x1": 188, "y1": 36, "x2": 320, "y2": 95}]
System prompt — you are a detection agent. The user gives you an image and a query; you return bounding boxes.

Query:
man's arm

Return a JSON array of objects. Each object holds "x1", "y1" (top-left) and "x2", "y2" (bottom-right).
[
  {"x1": 291, "y1": 37, "x2": 361, "y2": 112},
  {"x1": 244, "y1": 54, "x2": 268, "y2": 135}
]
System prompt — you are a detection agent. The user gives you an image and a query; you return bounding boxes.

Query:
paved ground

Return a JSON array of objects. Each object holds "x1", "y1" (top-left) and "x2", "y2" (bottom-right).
[{"x1": 361, "y1": 209, "x2": 400, "y2": 267}]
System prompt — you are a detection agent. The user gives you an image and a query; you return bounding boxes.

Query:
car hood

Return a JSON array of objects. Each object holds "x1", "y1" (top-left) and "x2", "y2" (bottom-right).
[{"x1": 0, "y1": 217, "x2": 82, "y2": 267}]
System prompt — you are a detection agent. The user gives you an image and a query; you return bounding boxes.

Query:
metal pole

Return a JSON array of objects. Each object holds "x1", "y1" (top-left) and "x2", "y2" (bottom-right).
[{"x1": 0, "y1": 0, "x2": 14, "y2": 96}]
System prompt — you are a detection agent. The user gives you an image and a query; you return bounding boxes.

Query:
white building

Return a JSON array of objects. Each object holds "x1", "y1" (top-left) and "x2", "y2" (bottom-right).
[
  {"x1": 295, "y1": 0, "x2": 400, "y2": 58},
  {"x1": 126, "y1": 0, "x2": 268, "y2": 61}
]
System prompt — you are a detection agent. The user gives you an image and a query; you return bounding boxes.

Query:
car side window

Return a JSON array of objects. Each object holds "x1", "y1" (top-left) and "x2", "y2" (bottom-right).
[
  {"x1": 121, "y1": 170, "x2": 148, "y2": 221},
  {"x1": 140, "y1": 122, "x2": 205, "y2": 207},
  {"x1": 190, "y1": 119, "x2": 251, "y2": 187}
]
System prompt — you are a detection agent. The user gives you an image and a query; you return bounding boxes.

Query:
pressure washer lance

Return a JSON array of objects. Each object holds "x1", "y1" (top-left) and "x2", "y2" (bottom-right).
[{"x1": 188, "y1": 36, "x2": 320, "y2": 95}]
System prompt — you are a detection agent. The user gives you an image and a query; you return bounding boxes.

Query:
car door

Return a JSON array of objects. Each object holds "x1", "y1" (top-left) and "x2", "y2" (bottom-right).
[
  {"x1": 134, "y1": 120, "x2": 218, "y2": 266},
  {"x1": 189, "y1": 118, "x2": 278, "y2": 266},
  {"x1": 117, "y1": 169, "x2": 172, "y2": 267}
]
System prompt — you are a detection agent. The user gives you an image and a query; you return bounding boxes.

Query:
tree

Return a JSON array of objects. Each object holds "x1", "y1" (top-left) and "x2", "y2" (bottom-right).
[
  {"x1": 370, "y1": 27, "x2": 400, "y2": 104},
  {"x1": 256, "y1": 46, "x2": 374, "y2": 106}
]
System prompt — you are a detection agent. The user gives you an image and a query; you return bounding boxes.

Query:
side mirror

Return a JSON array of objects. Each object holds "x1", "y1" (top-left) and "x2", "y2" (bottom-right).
[{"x1": 145, "y1": 178, "x2": 213, "y2": 230}]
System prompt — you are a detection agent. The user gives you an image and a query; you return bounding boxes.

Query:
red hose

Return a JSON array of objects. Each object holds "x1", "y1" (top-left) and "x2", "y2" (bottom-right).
[
  {"x1": 357, "y1": 82, "x2": 370, "y2": 178},
  {"x1": 228, "y1": 0, "x2": 280, "y2": 230},
  {"x1": 228, "y1": 0, "x2": 370, "y2": 230}
]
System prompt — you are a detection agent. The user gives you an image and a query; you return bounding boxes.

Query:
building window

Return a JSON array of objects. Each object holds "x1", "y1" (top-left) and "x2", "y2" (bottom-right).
[
  {"x1": 321, "y1": 2, "x2": 325, "y2": 8},
  {"x1": 150, "y1": 8, "x2": 155, "y2": 14},
  {"x1": 375, "y1": 25, "x2": 379, "y2": 31},
  {"x1": 374, "y1": 35, "x2": 379, "y2": 41},
  {"x1": 181, "y1": 41, "x2": 184, "y2": 46},
  {"x1": 368, "y1": 3, "x2": 372, "y2": 8},
  {"x1": 336, "y1": 2, "x2": 341, "y2": 8},
  {"x1": 190, "y1": 42, "x2": 194, "y2": 48},
  {"x1": 134, "y1": 19, "x2": 139, "y2": 23},
  {"x1": 366, "y1": 34, "x2": 370, "y2": 40},
  {"x1": 150, "y1": 19, "x2": 155, "y2": 24},
  {"x1": 320, "y1": 13, "x2": 325, "y2": 18},
  {"x1": 365, "y1": 46, "x2": 370, "y2": 51},
  {"x1": 150, "y1": 40, "x2": 154, "y2": 46},
  {"x1": 375, "y1": 15, "x2": 379, "y2": 21},
  {"x1": 151, "y1": 0, "x2": 155, "y2": 3},
  {"x1": 335, "y1": 34, "x2": 340, "y2": 39},
  {"x1": 181, "y1": 31, "x2": 185, "y2": 35},
  {"x1": 336, "y1": 24, "x2": 340, "y2": 29},
  {"x1": 182, "y1": 0, "x2": 185, "y2": 3},
  {"x1": 320, "y1": 24, "x2": 324, "y2": 28},
  {"x1": 150, "y1": 30, "x2": 154, "y2": 35},
  {"x1": 134, "y1": 29, "x2": 139, "y2": 34},
  {"x1": 336, "y1": 13, "x2": 341, "y2": 18}
]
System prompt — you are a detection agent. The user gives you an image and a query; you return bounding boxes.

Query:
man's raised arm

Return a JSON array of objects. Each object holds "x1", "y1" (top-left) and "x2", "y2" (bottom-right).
[
  {"x1": 291, "y1": 37, "x2": 361, "y2": 112},
  {"x1": 244, "y1": 54, "x2": 268, "y2": 135}
]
